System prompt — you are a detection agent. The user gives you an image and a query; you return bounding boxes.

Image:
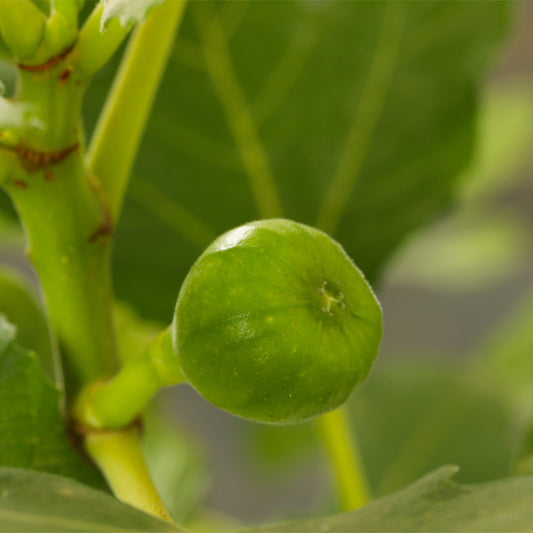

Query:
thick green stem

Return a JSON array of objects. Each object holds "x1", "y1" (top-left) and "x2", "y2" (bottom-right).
[
  {"x1": 84, "y1": 426, "x2": 173, "y2": 523},
  {"x1": 76, "y1": 327, "x2": 185, "y2": 429},
  {"x1": 316, "y1": 406, "x2": 370, "y2": 511},
  {"x1": 14, "y1": 67, "x2": 85, "y2": 151},
  {"x1": 6, "y1": 151, "x2": 118, "y2": 394},
  {"x1": 3, "y1": 64, "x2": 118, "y2": 397},
  {"x1": 87, "y1": 0, "x2": 187, "y2": 221}
]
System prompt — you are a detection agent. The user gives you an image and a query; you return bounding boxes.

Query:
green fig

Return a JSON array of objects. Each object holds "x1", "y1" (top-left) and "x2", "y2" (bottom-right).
[{"x1": 174, "y1": 219, "x2": 382, "y2": 424}]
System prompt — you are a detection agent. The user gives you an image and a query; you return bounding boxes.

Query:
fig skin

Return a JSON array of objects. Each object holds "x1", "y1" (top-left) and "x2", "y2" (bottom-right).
[{"x1": 173, "y1": 219, "x2": 382, "y2": 424}]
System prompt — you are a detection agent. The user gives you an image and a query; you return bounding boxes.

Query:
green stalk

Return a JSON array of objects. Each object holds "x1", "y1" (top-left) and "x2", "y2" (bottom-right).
[
  {"x1": 76, "y1": 327, "x2": 185, "y2": 430},
  {"x1": 84, "y1": 426, "x2": 173, "y2": 523},
  {"x1": 4, "y1": 67, "x2": 118, "y2": 397},
  {"x1": 7, "y1": 153, "x2": 117, "y2": 393},
  {"x1": 87, "y1": 0, "x2": 187, "y2": 221},
  {"x1": 316, "y1": 406, "x2": 370, "y2": 511},
  {"x1": 72, "y1": 3, "x2": 131, "y2": 76}
]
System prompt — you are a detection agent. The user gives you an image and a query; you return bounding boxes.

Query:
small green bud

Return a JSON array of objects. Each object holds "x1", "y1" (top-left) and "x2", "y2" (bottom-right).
[
  {"x1": 51, "y1": 0, "x2": 82, "y2": 26},
  {"x1": 0, "y1": 0, "x2": 46, "y2": 60},
  {"x1": 44, "y1": 11, "x2": 77, "y2": 56}
]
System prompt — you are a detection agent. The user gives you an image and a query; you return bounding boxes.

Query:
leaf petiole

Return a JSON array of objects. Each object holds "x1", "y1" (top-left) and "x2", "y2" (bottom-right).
[
  {"x1": 87, "y1": 0, "x2": 188, "y2": 221},
  {"x1": 316, "y1": 406, "x2": 370, "y2": 511}
]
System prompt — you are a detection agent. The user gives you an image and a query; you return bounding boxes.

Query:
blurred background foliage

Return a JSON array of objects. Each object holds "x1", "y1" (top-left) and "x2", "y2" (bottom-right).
[{"x1": 1, "y1": 0, "x2": 533, "y2": 527}]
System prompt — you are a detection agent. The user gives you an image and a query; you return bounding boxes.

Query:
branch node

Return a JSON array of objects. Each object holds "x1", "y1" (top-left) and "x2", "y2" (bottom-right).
[
  {"x1": 11, "y1": 142, "x2": 79, "y2": 172},
  {"x1": 17, "y1": 44, "x2": 75, "y2": 72}
]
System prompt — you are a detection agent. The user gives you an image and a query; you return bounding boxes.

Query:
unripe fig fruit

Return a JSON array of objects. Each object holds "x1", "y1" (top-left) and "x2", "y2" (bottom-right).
[{"x1": 173, "y1": 219, "x2": 382, "y2": 424}]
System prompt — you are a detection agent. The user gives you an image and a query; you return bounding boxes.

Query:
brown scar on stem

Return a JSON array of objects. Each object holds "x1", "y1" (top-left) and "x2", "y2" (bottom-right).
[
  {"x1": 17, "y1": 44, "x2": 75, "y2": 72},
  {"x1": 44, "y1": 171, "x2": 53, "y2": 181},
  {"x1": 10, "y1": 142, "x2": 79, "y2": 172},
  {"x1": 87, "y1": 174, "x2": 114, "y2": 244},
  {"x1": 14, "y1": 180, "x2": 27, "y2": 189},
  {"x1": 59, "y1": 66, "x2": 74, "y2": 85},
  {"x1": 88, "y1": 209, "x2": 113, "y2": 243},
  {"x1": 69, "y1": 415, "x2": 143, "y2": 439}
]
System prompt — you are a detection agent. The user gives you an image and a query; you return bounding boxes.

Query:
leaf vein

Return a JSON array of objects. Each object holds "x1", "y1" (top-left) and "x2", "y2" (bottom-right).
[
  {"x1": 193, "y1": 2, "x2": 283, "y2": 219},
  {"x1": 253, "y1": 21, "x2": 317, "y2": 127},
  {"x1": 316, "y1": 1, "x2": 406, "y2": 234},
  {"x1": 129, "y1": 178, "x2": 217, "y2": 249}
]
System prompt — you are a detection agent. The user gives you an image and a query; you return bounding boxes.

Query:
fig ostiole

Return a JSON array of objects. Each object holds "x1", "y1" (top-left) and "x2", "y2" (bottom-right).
[{"x1": 75, "y1": 219, "x2": 382, "y2": 429}]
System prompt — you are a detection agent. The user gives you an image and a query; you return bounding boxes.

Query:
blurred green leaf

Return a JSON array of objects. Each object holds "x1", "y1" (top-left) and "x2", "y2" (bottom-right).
[
  {"x1": 0, "y1": 315, "x2": 105, "y2": 489},
  {"x1": 244, "y1": 421, "x2": 316, "y2": 477},
  {"x1": 385, "y1": 79, "x2": 533, "y2": 292},
  {"x1": 245, "y1": 361, "x2": 514, "y2": 499},
  {"x1": 243, "y1": 467, "x2": 533, "y2": 533},
  {"x1": 477, "y1": 288, "x2": 533, "y2": 396},
  {"x1": 184, "y1": 508, "x2": 243, "y2": 533},
  {"x1": 474, "y1": 288, "x2": 533, "y2": 456},
  {"x1": 460, "y1": 81, "x2": 533, "y2": 202},
  {"x1": 0, "y1": 467, "x2": 181, "y2": 532},
  {"x1": 142, "y1": 413, "x2": 210, "y2": 524},
  {"x1": 84, "y1": 0, "x2": 510, "y2": 320},
  {"x1": 0, "y1": 267, "x2": 54, "y2": 379},
  {"x1": 0, "y1": 37, "x2": 10, "y2": 61},
  {"x1": 0, "y1": 207, "x2": 22, "y2": 245},
  {"x1": 384, "y1": 208, "x2": 529, "y2": 292},
  {"x1": 353, "y1": 362, "x2": 514, "y2": 496},
  {"x1": 0, "y1": 59, "x2": 17, "y2": 97}
]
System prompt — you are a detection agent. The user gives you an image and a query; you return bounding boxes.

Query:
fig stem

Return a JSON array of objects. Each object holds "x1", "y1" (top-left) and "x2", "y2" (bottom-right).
[
  {"x1": 5, "y1": 66, "x2": 119, "y2": 396},
  {"x1": 316, "y1": 406, "x2": 370, "y2": 511},
  {"x1": 86, "y1": 0, "x2": 187, "y2": 221},
  {"x1": 84, "y1": 426, "x2": 174, "y2": 523},
  {"x1": 75, "y1": 326, "x2": 186, "y2": 430}
]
